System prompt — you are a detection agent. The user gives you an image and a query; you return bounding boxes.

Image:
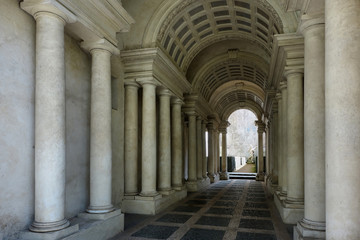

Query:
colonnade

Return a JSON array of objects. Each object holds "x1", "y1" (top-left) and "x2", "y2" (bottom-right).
[
  {"x1": 21, "y1": 3, "x2": 123, "y2": 238},
  {"x1": 267, "y1": 1, "x2": 360, "y2": 238}
]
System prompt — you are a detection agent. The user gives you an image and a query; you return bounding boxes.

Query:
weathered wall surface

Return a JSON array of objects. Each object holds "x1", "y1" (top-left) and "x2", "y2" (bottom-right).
[
  {"x1": 0, "y1": 1, "x2": 36, "y2": 239},
  {"x1": 111, "y1": 55, "x2": 125, "y2": 207},
  {"x1": 0, "y1": 1, "x2": 97, "y2": 238},
  {"x1": 64, "y1": 35, "x2": 91, "y2": 218}
]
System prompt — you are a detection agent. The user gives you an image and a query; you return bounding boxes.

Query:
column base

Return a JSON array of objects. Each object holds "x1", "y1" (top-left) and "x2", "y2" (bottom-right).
[
  {"x1": 86, "y1": 204, "x2": 115, "y2": 214},
  {"x1": 186, "y1": 178, "x2": 211, "y2": 192},
  {"x1": 274, "y1": 192, "x2": 304, "y2": 224},
  {"x1": 294, "y1": 219, "x2": 326, "y2": 240},
  {"x1": 20, "y1": 223, "x2": 79, "y2": 240},
  {"x1": 208, "y1": 173, "x2": 220, "y2": 183},
  {"x1": 122, "y1": 189, "x2": 187, "y2": 215},
  {"x1": 62, "y1": 209, "x2": 123, "y2": 240},
  {"x1": 256, "y1": 173, "x2": 265, "y2": 181},
  {"x1": 29, "y1": 219, "x2": 70, "y2": 233},
  {"x1": 172, "y1": 184, "x2": 186, "y2": 191},
  {"x1": 220, "y1": 172, "x2": 229, "y2": 180}
]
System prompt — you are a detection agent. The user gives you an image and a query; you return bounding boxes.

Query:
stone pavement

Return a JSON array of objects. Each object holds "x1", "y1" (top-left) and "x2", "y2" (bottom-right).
[{"x1": 113, "y1": 180, "x2": 291, "y2": 240}]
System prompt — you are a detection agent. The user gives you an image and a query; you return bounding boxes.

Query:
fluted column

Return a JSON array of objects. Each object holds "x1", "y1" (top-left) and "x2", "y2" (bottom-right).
[
  {"x1": 325, "y1": 0, "x2": 360, "y2": 238},
  {"x1": 139, "y1": 79, "x2": 158, "y2": 197},
  {"x1": 158, "y1": 89, "x2": 172, "y2": 193},
  {"x1": 279, "y1": 81, "x2": 288, "y2": 195},
  {"x1": 207, "y1": 122, "x2": 215, "y2": 180},
  {"x1": 285, "y1": 70, "x2": 304, "y2": 204},
  {"x1": 275, "y1": 93, "x2": 283, "y2": 190},
  {"x1": 196, "y1": 117, "x2": 203, "y2": 180},
  {"x1": 295, "y1": 16, "x2": 326, "y2": 239},
  {"x1": 202, "y1": 122, "x2": 208, "y2": 178},
  {"x1": 83, "y1": 40, "x2": 119, "y2": 214},
  {"x1": 23, "y1": 7, "x2": 72, "y2": 232},
  {"x1": 171, "y1": 98, "x2": 183, "y2": 190},
  {"x1": 124, "y1": 81, "x2": 139, "y2": 196},
  {"x1": 256, "y1": 121, "x2": 266, "y2": 181},
  {"x1": 188, "y1": 114, "x2": 197, "y2": 182}
]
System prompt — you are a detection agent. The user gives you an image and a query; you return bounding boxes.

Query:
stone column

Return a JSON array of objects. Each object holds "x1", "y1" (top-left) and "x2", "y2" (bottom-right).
[
  {"x1": 296, "y1": 16, "x2": 326, "y2": 239},
  {"x1": 188, "y1": 114, "x2": 197, "y2": 182},
  {"x1": 279, "y1": 81, "x2": 288, "y2": 195},
  {"x1": 215, "y1": 130, "x2": 220, "y2": 174},
  {"x1": 271, "y1": 108, "x2": 279, "y2": 184},
  {"x1": 124, "y1": 81, "x2": 139, "y2": 196},
  {"x1": 256, "y1": 121, "x2": 266, "y2": 181},
  {"x1": 158, "y1": 89, "x2": 172, "y2": 193},
  {"x1": 285, "y1": 70, "x2": 304, "y2": 204},
  {"x1": 83, "y1": 40, "x2": 119, "y2": 214},
  {"x1": 275, "y1": 93, "x2": 283, "y2": 190},
  {"x1": 139, "y1": 79, "x2": 158, "y2": 196},
  {"x1": 325, "y1": 1, "x2": 360, "y2": 238},
  {"x1": 196, "y1": 117, "x2": 203, "y2": 180},
  {"x1": 220, "y1": 129, "x2": 229, "y2": 180},
  {"x1": 24, "y1": 8, "x2": 72, "y2": 232},
  {"x1": 202, "y1": 122, "x2": 208, "y2": 178},
  {"x1": 265, "y1": 121, "x2": 271, "y2": 178},
  {"x1": 171, "y1": 98, "x2": 183, "y2": 190},
  {"x1": 207, "y1": 122, "x2": 215, "y2": 180}
]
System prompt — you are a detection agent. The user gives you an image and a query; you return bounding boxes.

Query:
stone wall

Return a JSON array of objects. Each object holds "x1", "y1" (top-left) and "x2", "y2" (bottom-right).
[
  {"x1": 0, "y1": 1, "x2": 100, "y2": 238},
  {"x1": 0, "y1": 1, "x2": 36, "y2": 238}
]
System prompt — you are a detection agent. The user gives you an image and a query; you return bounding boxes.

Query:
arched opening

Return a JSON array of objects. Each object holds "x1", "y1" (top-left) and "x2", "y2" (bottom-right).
[{"x1": 225, "y1": 109, "x2": 260, "y2": 176}]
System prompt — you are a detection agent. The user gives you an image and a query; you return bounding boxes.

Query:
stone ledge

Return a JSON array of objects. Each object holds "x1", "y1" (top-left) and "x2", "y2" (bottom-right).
[
  {"x1": 20, "y1": 223, "x2": 79, "y2": 240},
  {"x1": 122, "y1": 189, "x2": 187, "y2": 215},
  {"x1": 294, "y1": 220, "x2": 325, "y2": 240},
  {"x1": 274, "y1": 192, "x2": 304, "y2": 224},
  {"x1": 64, "y1": 210, "x2": 124, "y2": 240},
  {"x1": 186, "y1": 178, "x2": 210, "y2": 192}
]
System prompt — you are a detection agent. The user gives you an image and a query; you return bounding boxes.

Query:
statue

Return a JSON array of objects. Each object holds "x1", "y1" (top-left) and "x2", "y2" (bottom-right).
[{"x1": 247, "y1": 145, "x2": 257, "y2": 163}]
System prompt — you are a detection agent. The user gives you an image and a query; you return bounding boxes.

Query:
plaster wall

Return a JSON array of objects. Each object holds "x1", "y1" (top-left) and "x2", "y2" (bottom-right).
[
  {"x1": 0, "y1": 1, "x2": 95, "y2": 238},
  {"x1": 0, "y1": 1, "x2": 35, "y2": 238},
  {"x1": 64, "y1": 35, "x2": 91, "y2": 218},
  {"x1": 111, "y1": 56, "x2": 125, "y2": 207}
]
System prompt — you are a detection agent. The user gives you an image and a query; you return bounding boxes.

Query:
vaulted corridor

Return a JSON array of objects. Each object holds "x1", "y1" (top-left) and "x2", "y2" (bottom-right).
[{"x1": 1, "y1": 0, "x2": 360, "y2": 240}]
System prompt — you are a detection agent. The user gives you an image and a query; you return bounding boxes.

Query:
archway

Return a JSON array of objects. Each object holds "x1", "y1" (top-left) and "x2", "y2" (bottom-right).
[{"x1": 225, "y1": 109, "x2": 259, "y2": 175}]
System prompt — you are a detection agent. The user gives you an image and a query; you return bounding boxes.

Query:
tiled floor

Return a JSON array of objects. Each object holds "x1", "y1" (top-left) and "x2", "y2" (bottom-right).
[{"x1": 113, "y1": 180, "x2": 291, "y2": 240}]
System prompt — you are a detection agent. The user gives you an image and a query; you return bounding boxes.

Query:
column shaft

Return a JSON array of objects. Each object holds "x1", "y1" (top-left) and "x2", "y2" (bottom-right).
[
  {"x1": 276, "y1": 94, "x2": 283, "y2": 190},
  {"x1": 207, "y1": 126, "x2": 214, "y2": 177},
  {"x1": 188, "y1": 115, "x2": 197, "y2": 181},
  {"x1": 221, "y1": 132, "x2": 227, "y2": 173},
  {"x1": 272, "y1": 110, "x2": 279, "y2": 183},
  {"x1": 158, "y1": 90, "x2": 172, "y2": 192},
  {"x1": 286, "y1": 72, "x2": 304, "y2": 203},
  {"x1": 140, "y1": 82, "x2": 158, "y2": 196},
  {"x1": 124, "y1": 83, "x2": 139, "y2": 195},
  {"x1": 258, "y1": 131, "x2": 264, "y2": 174},
  {"x1": 196, "y1": 118, "x2": 203, "y2": 180},
  {"x1": 303, "y1": 21, "x2": 326, "y2": 225},
  {"x1": 31, "y1": 12, "x2": 69, "y2": 232},
  {"x1": 280, "y1": 83, "x2": 288, "y2": 194},
  {"x1": 325, "y1": 0, "x2": 360, "y2": 238},
  {"x1": 88, "y1": 48, "x2": 114, "y2": 213},
  {"x1": 171, "y1": 99, "x2": 183, "y2": 188},
  {"x1": 202, "y1": 122, "x2": 208, "y2": 178}
]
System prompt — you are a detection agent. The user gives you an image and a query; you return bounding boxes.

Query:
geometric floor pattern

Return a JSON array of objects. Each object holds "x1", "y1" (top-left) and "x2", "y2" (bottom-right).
[{"x1": 112, "y1": 180, "x2": 292, "y2": 240}]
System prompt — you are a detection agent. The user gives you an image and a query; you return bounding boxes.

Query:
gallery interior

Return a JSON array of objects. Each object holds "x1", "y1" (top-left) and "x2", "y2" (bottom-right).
[{"x1": 0, "y1": 0, "x2": 359, "y2": 239}]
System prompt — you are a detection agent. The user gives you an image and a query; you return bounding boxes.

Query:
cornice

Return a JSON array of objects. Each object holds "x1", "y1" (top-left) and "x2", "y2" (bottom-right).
[{"x1": 121, "y1": 48, "x2": 191, "y2": 100}]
